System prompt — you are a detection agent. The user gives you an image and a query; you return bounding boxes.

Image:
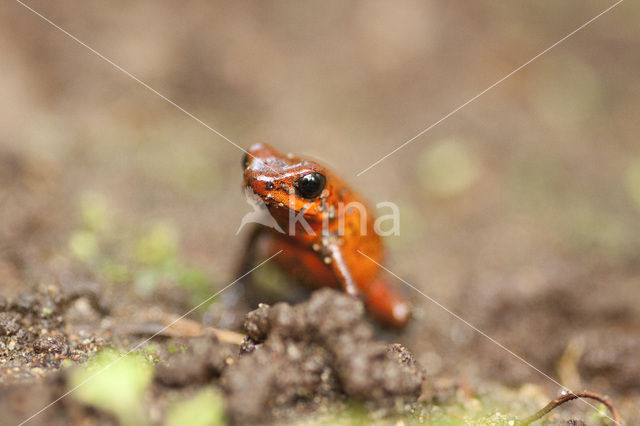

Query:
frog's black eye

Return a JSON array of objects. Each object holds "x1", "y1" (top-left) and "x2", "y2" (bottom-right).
[
  {"x1": 242, "y1": 152, "x2": 250, "y2": 169},
  {"x1": 295, "y1": 172, "x2": 326, "y2": 199}
]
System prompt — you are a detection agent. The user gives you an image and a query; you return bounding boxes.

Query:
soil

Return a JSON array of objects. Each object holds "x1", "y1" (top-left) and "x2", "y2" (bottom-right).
[
  {"x1": 2, "y1": 2, "x2": 640, "y2": 424},
  {"x1": 1, "y1": 248, "x2": 634, "y2": 426},
  {"x1": 1, "y1": 110, "x2": 639, "y2": 425},
  {"x1": 1, "y1": 138, "x2": 639, "y2": 425}
]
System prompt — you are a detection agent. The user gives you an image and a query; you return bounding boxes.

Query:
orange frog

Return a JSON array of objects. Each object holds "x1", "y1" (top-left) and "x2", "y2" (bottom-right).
[{"x1": 239, "y1": 143, "x2": 410, "y2": 327}]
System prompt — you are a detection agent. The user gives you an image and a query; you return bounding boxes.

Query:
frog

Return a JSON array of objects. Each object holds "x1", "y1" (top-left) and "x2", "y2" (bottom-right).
[{"x1": 238, "y1": 143, "x2": 411, "y2": 327}]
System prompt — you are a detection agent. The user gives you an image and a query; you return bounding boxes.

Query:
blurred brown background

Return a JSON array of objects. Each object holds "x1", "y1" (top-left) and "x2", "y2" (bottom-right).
[{"x1": 1, "y1": 0, "x2": 639, "y2": 421}]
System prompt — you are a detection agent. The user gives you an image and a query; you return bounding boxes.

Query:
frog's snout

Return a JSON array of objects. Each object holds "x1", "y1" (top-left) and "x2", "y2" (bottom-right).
[{"x1": 245, "y1": 176, "x2": 276, "y2": 199}]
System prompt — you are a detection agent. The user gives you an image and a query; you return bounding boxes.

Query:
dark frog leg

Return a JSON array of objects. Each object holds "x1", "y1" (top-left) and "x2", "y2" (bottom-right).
[{"x1": 204, "y1": 225, "x2": 269, "y2": 328}]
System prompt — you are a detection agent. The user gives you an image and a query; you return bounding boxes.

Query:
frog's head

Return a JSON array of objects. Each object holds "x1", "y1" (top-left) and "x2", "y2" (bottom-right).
[{"x1": 242, "y1": 144, "x2": 331, "y2": 221}]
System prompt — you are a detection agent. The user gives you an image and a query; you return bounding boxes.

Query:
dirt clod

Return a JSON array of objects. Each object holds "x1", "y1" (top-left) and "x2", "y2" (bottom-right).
[
  {"x1": 33, "y1": 335, "x2": 69, "y2": 355},
  {"x1": 223, "y1": 288, "x2": 425, "y2": 424},
  {"x1": 242, "y1": 303, "x2": 271, "y2": 341},
  {"x1": 155, "y1": 335, "x2": 236, "y2": 387}
]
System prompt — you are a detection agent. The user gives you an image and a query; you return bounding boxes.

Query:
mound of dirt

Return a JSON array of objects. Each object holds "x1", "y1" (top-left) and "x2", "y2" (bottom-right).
[{"x1": 220, "y1": 288, "x2": 425, "y2": 424}]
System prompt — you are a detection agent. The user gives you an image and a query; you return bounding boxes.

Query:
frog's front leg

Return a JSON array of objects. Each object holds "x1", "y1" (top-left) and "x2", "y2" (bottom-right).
[
  {"x1": 325, "y1": 243, "x2": 360, "y2": 297},
  {"x1": 236, "y1": 225, "x2": 268, "y2": 283},
  {"x1": 326, "y1": 243, "x2": 410, "y2": 327},
  {"x1": 233, "y1": 225, "x2": 285, "y2": 307},
  {"x1": 205, "y1": 225, "x2": 268, "y2": 328}
]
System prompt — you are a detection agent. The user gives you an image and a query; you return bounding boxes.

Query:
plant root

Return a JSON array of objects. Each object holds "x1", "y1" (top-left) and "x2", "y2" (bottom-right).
[{"x1": 520, "y1": 390, "x2": 622, "y2": 425}]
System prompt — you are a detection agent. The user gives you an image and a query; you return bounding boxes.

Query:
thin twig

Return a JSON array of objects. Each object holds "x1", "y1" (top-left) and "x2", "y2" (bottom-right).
[
  {"x1": 520, "y1": 391, "x2": 622, "y2": 425},
  {"x1": 118, "y1": 317, "x2": 246, "y2": 346}
]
